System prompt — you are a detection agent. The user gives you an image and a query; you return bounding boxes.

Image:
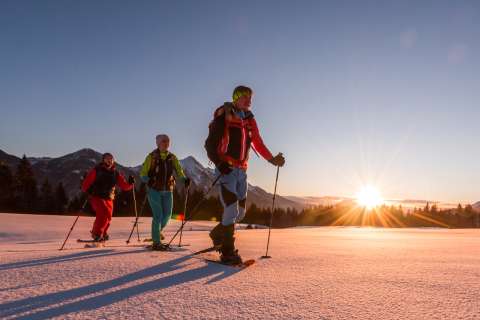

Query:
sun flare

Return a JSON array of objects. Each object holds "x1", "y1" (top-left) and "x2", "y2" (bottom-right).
[{"x1": 356, "y1": 185, "x2": 383, "y2": 209}]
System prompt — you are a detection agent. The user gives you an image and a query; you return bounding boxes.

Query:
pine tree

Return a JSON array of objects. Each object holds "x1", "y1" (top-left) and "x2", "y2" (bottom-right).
[
  {"x1": 465, "y1": 204, "x2": 474, "y2": 227},
  {"x1": 68, "y1": 192, "x2": 90, "y2": 214},
  {"x1": 55, "y1": 182, "x2": 69, "y2": 213},
  {"x1": 457, "y1": 204, "x2": 463, "y2": 214},
  {"x1": 0, "y1": 161, "x2": 15, "y2": 210},
  {"x1": 15, "y1": 155, "x2": 37, "y2": 211},
  {"x1": 68, "y1": 195, "x2": 80, "y2": 212},
  {"x1": 424, "y1": 202, "x2": 430, "y2": 214},
  {"x1": 40, "y1": 178, "x2": 55, "y2": 213},
  {"x1": 465, "y1": 204, "x2": 473, "y2": 214}
]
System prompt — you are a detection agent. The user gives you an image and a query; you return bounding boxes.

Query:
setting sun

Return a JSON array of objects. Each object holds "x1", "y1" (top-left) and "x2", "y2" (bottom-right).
[{"x1": 356, "y1": 185, "x2": 384, "y2": 209}]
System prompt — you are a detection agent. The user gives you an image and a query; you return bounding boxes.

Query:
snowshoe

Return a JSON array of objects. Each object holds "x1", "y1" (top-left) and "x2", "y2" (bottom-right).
[
  {"x1": 78, "y1": 239, "x2": 105, "y2": 248},
  {"x1": 204, "y1": 255, "x2": 255, "y2": 268},
  {"x1": 84, "y1": 242, "x2": 105, "y2": 248},
  {"x1": 147, "y1": 243, "x2": 170, "y2": 251},
  {"x1": 220, "y1": 249, "x2": 243, "y2": 265}
]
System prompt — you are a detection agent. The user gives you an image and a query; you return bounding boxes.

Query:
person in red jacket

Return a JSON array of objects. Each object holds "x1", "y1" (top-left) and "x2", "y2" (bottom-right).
[
  {"x1": 82, "y1": 153, "x2": 134, "y2": 242},
  {"x1": 205, "y1": 85, "x2": 285, "y2": 264}
]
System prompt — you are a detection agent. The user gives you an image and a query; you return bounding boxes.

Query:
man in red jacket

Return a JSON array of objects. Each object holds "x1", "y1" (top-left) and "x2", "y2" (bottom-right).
[
  {"x1": 205, "y1": 85, "x2": 285, "y2": 264},
  {"x1": 82, "y1": 153, "x2": 134, "y2": 242}
]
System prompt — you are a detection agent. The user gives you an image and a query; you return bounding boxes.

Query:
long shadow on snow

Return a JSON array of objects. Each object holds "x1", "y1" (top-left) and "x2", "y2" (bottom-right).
[
  {"x1": 1, "y1": 254, "x2": 240, "y2": 319},
  {"x1": 0, "y1": 249, "x2": 144, "y2": 271},
  {"x1": 0, "y1": 282, "x2": 44, "y2": 292}
]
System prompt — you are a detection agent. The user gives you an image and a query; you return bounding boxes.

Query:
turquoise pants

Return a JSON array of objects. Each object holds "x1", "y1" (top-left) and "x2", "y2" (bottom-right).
[{"x1": 147, "y1": 189, "x2": 173, "y2": 244}]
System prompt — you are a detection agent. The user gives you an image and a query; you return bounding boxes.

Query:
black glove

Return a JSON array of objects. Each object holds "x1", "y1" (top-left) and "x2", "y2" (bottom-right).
[
  {"x1": 217, "y1": 162, "x2": 233, "y2": 175},
  {"x1": 184, "y1": 177, "x2": 191, "y2": 188},
  {"x1": 128, "y1": 175, "x2": 135, "y2": 185},
  {"x1": 268, "y1": 153, "x2": 285, "y2": 167}
]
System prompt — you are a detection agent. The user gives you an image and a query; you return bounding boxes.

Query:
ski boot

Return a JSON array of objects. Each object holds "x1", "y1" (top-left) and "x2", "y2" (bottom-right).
[
  {"x1": 91, "y1": 233, "x2": 103, "y2": 243},
  {"x1": 209, "y1": 223, "x2": 225, "y2": 252},
  {"x1": 220, "y1": 249, "x2": 242, "y2": 265},
  {"x1": 220, "y1": 224, "x2": 242, "y2": 265},
  {"x1": 150, "y1": 242, "x2": 169, "y2": 251}
]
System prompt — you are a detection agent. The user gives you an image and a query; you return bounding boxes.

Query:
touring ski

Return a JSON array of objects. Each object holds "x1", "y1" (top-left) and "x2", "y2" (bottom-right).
[
  {"x1": 77, "y1": 239, "x2": 105, "y2": 248},
  {"x1": 202, "y1": 253, "x2": 255, "y2": 268},
  {"x1": 77, "y1": 239, "x2": 105, "y2": 243},
  {"x1": 192, "y1": 245, "x2": 222, "y2": 255}
]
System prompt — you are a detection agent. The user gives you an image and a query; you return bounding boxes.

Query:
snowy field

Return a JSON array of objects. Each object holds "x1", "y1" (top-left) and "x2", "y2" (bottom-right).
[{"x1": 1, "y1": 213, "x2": 479, "y2": 320}]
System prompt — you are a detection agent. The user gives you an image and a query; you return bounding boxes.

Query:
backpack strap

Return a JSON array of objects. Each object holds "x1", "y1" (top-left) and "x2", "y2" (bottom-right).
[
  {"x1": 148, "y1": 149, "x2": 160, "y2": 177},
  {"x1": 213, "y1": 102, "x2": 236, "y2": 122}
]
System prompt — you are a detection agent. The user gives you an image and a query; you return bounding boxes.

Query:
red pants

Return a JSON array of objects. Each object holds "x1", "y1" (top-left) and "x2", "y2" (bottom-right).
[{"x1": 90, "y1": 196, "x2": 114, "y2": 238}]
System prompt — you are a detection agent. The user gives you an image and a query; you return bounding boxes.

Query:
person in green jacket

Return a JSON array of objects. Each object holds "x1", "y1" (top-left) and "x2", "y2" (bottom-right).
[{"x1": 140, "y1": 134, "x2": 191, "y2": 250}]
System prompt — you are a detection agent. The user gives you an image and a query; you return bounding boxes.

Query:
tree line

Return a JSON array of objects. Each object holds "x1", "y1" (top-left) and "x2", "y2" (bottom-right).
[
  {"x1": 0, "y1": 156, "x2": 68, "y2": 213},
  {"x1": 2, "y1": 156, "x2": 479, "y2": 228}
]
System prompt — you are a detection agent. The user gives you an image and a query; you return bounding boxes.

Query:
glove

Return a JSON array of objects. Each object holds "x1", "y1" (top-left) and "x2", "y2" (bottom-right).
[
  {"x1": 128, "y1": 175, "x2": 135, "y2": 185},
  {"x1": 217, "y1": 162, "x2": 233, "y2": 175},
  {"x1": 184, "y1": 177, "x2": 191, "y2": 188},
  {"x1": 268, "y1": 153, "x2": 285, "y2": 167}
]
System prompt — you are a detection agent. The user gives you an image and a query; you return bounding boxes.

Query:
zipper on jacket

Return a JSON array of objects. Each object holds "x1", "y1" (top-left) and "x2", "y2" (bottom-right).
[{"x1": 240, "y1": 119, "x2": 246, "y2": 161}]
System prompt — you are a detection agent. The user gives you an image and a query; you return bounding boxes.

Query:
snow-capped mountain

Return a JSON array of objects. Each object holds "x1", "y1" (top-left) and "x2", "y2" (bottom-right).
[
  {"x1": 179, "y1": 156, "x2": 216, "y2": 192},
  {"x1": 125, "y1": 155, "x2": 217, "y2": 194},
  {"x1": 0, "y1": 148, "x2": 303, "y2": 210},
  {"x1": 178, "y1": 156, "x2": 302, "y2": 209}
]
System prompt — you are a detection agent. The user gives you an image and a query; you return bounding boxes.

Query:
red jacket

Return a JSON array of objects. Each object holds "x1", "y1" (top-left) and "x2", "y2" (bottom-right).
[
  {"x1": 82, "y1": 164, "x2": 132, "y2": 200},
  {"x1": 205, "y1": 103, "x2": 273, "y2": 169}
]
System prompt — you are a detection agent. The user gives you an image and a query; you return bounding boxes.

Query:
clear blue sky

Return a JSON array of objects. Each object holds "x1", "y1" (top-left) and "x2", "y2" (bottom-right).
[{"x1": 1, "y1": 1, "x2": 479, "y2": 202}]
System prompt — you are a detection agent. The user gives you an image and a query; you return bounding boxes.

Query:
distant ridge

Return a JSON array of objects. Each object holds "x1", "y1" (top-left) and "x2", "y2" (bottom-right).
[{"x1": 0, "y1": 148, "x2": 304, "y2": 210}]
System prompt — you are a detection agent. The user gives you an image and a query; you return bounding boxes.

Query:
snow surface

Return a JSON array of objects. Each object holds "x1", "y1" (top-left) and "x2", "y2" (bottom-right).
[{"x1": 1, "y1": 213, "x2": 479, "y2": 319}]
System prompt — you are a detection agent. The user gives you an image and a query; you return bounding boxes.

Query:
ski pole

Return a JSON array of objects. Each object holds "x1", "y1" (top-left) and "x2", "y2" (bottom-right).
[
  {"x1": 59, "y1": 198, "x2": 88, "y2": 251},
  {"x1": 126, "y1": 192, "x2": 148, "y2": 244},
  {"x1": 167, "y1": 174, "x2": 221, "y2": 247},
  {"x1": 178, "y1": 185, "x2": 190, "y2": 247},
  {"x1": 132, "y1": 186, "x2": 140, "y2": 242},
  {"x1": 261, "y1": 165, "x2": 280, "y2": 259}
]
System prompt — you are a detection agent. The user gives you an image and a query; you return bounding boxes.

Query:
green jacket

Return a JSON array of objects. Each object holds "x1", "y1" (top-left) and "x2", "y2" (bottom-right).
[{"x1": 140, "y1": 150, "x2": 186, "y2": 186}]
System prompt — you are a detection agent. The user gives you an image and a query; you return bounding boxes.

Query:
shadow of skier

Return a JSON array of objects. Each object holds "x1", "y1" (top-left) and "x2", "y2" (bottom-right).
[
  {"x1": 0, "y1": 248, "x2": 145, "y2": 271},
  {"x1": 0, "y1": 254, "x2": 240, "y2": 319}
]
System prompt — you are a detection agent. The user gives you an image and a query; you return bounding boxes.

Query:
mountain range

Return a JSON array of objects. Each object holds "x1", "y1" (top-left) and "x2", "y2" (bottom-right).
[
  {"x1": 0, "y1": 148, "x2": 302, "y2": 210},
  {"x1": 1, "y1": 148, "x2": 477, "y2": 212}
]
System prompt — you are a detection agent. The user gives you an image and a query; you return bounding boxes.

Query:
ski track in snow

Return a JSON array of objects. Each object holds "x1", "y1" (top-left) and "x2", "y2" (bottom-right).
[{"x1": 0, "y1": 213, "x2": 479, "y2": 319}]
